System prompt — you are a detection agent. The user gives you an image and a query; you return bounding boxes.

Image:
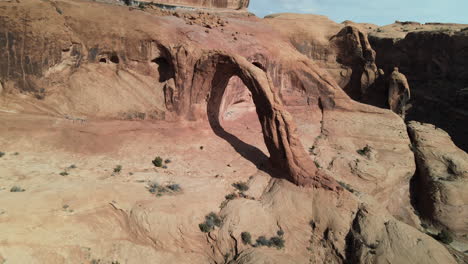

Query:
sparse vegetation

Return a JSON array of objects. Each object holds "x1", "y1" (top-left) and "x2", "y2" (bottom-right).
[
  {"x1": 241, "y1": 232, "x2": 252, "y2": 245},
  {"x1": 167, "y1": 184, "x2": 181, "y2": 192},
  {"x1": 435, "y1": 229, "x2": 453, "y2": 244},
  {"x1": 0, "y1": 152, "x2": 5, "y2": 158},
  {"x1": 60, "y1": 171, "x2": 69, "y2": 176},
  {"x1": 277, "y1": 229, "x2": 284, "y2": 236},
  {"x1": 164, "y1": 159, "x2": 171, "y2": 164},
  {"x1": 199, "y1": 212, "x2": 222, "y2": 233},
  {"x1": 147, "y1": 182, "x2": 181, "y2": 196},
  {"x1": 232, "y1": 182, "x2": 249, "y2": 192},
  {"x1": 69, "y1": 164, "x2": 77, "y2": 169},
  {"x1": 225, "y1": 193, "x2": 237, "y2": 200},
  {"x1": 251, "y1": 232, "x2": 286, "y2": 249},
  {"x1": 357, "y1": 145, "x2": 372, "y2": 157},
  {"x1": 10, "y1": 186, "x2": 25, "y2": 192},
  {"x1": 114, "y1": 165, "x2": 122, "y2": 173},
  {"x1": 152, "y1": 156, "x2": 163, "y2": 167},
  {"x1": 269, "y1": 236, "x2": 285, "y2": 249},
  {"x1": 13, "y1": 152, "x2": 19, "y2": 155},
  {"x1": 255, "y1": 236, "x2": 270, "y2": 246}
]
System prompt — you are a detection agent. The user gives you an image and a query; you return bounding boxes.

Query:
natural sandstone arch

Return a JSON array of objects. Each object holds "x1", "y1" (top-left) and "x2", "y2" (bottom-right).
[{"x1": 188, "y1": 52, "x2": 338, "y2": 189}]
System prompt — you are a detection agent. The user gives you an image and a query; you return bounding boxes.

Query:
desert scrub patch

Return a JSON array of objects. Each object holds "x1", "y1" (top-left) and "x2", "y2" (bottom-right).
[
  {"x1": 357, "y1": 145, "x2": 372, "y2": 157},
  {"x1": 435, "y1": 229, "x2": 453, "y2": 244},
  {"x1": 167, "y1": 183, "x2": 181, "y2": 192},
  {"x1": 147, "y1": 182, "x2": 181, "y2": 197},
  {"x1": 241, "y1": 231, "x2": 252, "y2": 245},
  {"x1": 113, "y1": 165, "x2": 122, "y2": 173},
  {"x1": 199, "y1": 212, "x2": 222, "y2": 233},
  {"x1": 225, "y1": 193, "x2": 237, "y2": 200},
  {"x1": 338, "y1": 181, "x2": 356, "y2": 193},
  {"x1": 242, "y1": 230, "x2": 286, "y2": 249},
  {"x1": 60, "y1": 171, "x2": 69, "y2": 176},
  {"x1": 232, "y1": 181, "x2": 249, "y2": 192},
  {"x1": 69, "y1": 164, "x2": 77, "y2": 169},
  {"x1": 0, "y1": 152, "x2": 5, "y2": 158},
  {"x1": 152, "y1": 156, "x2": 163, "y2": 167},
  {"x1": 10, "y1": 186, "x2": 25, "y2": 192}
]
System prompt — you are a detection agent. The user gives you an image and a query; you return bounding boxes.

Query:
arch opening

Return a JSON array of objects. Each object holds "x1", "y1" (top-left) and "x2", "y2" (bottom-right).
[
  {"x1": 207, "y1": 64, "x2": 271, "y2": 172},
  {"x1": 189, "y1": 53, "x2": 337, "y2": 188}
]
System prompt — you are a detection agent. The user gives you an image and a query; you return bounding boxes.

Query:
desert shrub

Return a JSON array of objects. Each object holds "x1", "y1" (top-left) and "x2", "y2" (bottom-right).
[
  {"x1": 199, "y1": 212, "x2": 222, "y2": 233},
  {"x1": 152, "y1": 156, "x2": 163, "y2": 167},
  {"x1": 357, "y1": 145, "x2": 371, "y2": 156},
  {"x1": 167, "y1": 184, "x2": 181, "y2": 192},
  {"x1": 225, "y1": 193, "x2": 236, "y2": 200},
  {"x1": 162, "y1": 165, "x2": 168, "y2": 169},
  {"x1": 241, "y1": 232, "x2": 252, "y2": 245},
  {"x1": 147, "y1": 182, "x2": 159, "y2": 194},
  {"x1": 269, "y1": 236, "x2": 285, "y2": 249},
  {"x1": 69, "y1": 164, "x2": 77, "y2": 169},
  {"x1": 255, "y1": 236, "x2": 270, "y2": 247},
  {"x1": 232, "y1": 182, "x2": 249, "y2": 192},
  {"x1": 436, "y1": 229, "x2": 453, "y2": 244},
  {"x1": 199, "y1": 222, "x2": 212, "y2": 233},
  {"x1": 0, "y1": 152, "x2": 5, "y2": 157},
  {"x1": 277, "y1": 229, "x2": 284, "y2": 236},
  {"x1": 10, "y1": 186, "x2": 25, "y2": 192},
  {"x1": 114, "y1": 165, "x2": 122, "y2": 173},
  {"x1": 123, "y1": 0, "x2": 133, "y2": 6},
  {"x1": 13, "y1": 152, "x2": 19, "y2": 155},
  {"x1": 60, "y1": 171, "x2": 69, "y2": 176},
  {"x1": 164, "y1": 159, "x2": 171, "y2": 164}
]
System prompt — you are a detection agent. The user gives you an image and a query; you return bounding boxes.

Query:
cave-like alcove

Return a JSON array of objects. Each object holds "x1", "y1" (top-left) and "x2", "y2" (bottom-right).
[{"x1": 152, "y1": 57, "x2": 175, "y2": 82}]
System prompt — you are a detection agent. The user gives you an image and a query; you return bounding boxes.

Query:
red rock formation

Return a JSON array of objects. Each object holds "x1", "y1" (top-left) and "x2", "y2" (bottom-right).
[
  {"x1": 369, "y1": 29, "x2": 468, "y2": 151},
  {"x1": 264, "y1": 14, "x2": 381, "y2": 102},
  {"x1": 388, "y1": 67, "x2": 410, "y2": 117},
  {"x1": 139, "y1": 0, "x2": 249, "y2": 9}
]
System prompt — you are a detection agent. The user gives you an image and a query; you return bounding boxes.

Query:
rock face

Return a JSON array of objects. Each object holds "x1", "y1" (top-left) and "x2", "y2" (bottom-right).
[
  {"x1": 264, "y1": 14, "x2": 381, "y2": 102},
  {"x1": 408, "y1": 121, "x2": 468, "y2": 239},
  {"x1": 369, "y1": 29, "x2": 468, "y2": 151},
  {"x1": 139, "y1": 0, "x2": 249, "y2": 9}
]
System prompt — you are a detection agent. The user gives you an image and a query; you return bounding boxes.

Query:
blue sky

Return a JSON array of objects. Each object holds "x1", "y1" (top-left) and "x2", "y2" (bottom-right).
[{"x1": 249, "y1": 0, "x2": 468, "y2": 25}]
